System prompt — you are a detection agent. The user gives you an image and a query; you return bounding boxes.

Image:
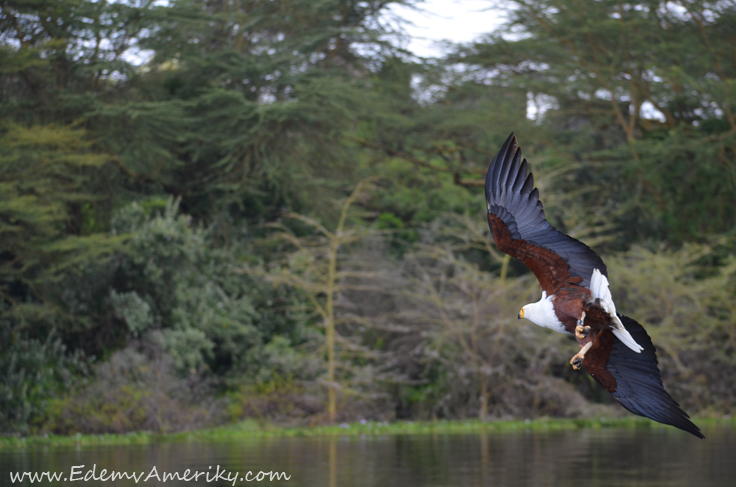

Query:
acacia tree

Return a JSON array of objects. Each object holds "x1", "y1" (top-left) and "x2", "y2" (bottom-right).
[
  {"x1": 449, "y1": 0, "x2": 736, "y2": 244},
  {"x1": 91, "y1": 0, "x2": 414, "y2": 217},
  {"x1": 258, "y1": 180, "x2": 378, "y2": 423}
]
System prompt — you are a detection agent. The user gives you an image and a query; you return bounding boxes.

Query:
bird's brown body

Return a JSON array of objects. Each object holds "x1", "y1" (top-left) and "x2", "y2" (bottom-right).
[{"x1": 490, "y1": 208, "x2": 616, "y2": 368}]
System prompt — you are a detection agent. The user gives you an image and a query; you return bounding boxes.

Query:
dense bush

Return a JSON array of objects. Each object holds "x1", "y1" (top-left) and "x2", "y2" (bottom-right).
[
  {"x1": 42, "y1": 346, "x2": 219, "y2": 434},
  {"x1": 0, "y1": 328, "x2": 87, "y2": 434}
]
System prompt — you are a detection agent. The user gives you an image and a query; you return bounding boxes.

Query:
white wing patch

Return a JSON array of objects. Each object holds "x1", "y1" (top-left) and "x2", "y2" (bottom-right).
[{"x1": 590, "y1": 269, "x2": 643, "y2": 353}]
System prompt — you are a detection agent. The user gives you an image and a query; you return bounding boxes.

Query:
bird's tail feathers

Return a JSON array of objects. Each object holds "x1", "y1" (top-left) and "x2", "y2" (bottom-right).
[{"x1": 590, "y1": 269, "x2": 644, "y2": 353}]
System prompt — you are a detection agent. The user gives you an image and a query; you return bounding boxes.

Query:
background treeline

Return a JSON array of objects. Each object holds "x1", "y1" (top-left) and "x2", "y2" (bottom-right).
[{"x1": 1, "y1": 0, "x2": 734, "y2": 434}]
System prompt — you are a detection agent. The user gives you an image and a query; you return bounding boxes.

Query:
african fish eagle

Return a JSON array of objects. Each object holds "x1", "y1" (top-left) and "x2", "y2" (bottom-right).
[{"x1": 485, "y1": 133, "x2": 704, "y2": 439}]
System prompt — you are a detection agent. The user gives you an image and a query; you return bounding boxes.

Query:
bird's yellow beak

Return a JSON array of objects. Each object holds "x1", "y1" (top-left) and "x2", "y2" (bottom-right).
[{"x1": 518, "y1": 309, "x2": 524, "y2": 319}]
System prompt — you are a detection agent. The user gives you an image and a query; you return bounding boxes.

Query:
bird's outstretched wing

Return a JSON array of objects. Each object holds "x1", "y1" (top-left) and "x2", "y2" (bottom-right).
[
  {"x1": 583, "y1": 314, "x2": 704, "y2": 439},
  {"x1": 485, "y1": 133, "x2": 607, "y2": 293}
]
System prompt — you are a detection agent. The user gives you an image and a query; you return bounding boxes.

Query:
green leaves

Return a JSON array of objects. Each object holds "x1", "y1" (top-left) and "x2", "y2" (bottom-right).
[
  {"x1": 108, "y1": 198, "x2": 293, "y2": 381},
  {"x1": 0, "y1": 329, "x2": 88, "y2": 434},
  {"x1": 0, "y1": 122, "x2": 118, "y2": 303}
]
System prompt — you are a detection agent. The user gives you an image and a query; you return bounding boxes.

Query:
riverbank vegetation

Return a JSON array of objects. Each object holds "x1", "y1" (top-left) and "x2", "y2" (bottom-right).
[
  {"x1": 3, "y1": 416, "x2": 735, "y2": 450},
  {"x1": 1, "y1": 0, "x2": 735, "y2": 435}
]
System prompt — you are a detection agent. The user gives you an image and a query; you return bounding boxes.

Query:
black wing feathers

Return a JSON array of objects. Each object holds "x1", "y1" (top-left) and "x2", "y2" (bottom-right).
[
  {"x1": 485, "y1": 133, "x2": 607, "y2": 288},
  {"x1": 603, "y1": 315, "x2": 704, "y2": 439}
]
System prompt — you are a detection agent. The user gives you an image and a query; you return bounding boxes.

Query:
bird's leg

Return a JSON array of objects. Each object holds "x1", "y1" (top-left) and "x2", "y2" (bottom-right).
[
  {"x1": 575, "y1": 311, "x2": 590, "y2": 341},
  {"x1": 570, "y1": 342, "x2": 593, "y2": 370},
  {"x1": 591, "y1": 327, "x2": 601, "y2": 349}
]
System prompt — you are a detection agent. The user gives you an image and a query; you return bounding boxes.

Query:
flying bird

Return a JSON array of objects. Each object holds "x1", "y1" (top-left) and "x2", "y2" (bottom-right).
[{"x1": 485, "y1": 133, "x2": 704, "y2": 439}]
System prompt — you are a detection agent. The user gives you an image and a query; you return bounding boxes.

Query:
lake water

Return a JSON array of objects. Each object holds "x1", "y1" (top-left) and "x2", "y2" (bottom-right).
[{"x1": 2, "y1": 425, "x2": 734, "y2": 486}]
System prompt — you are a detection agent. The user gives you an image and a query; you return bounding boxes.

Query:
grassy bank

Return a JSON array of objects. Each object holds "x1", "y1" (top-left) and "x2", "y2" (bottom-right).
[{"x1": 1, "y1": 416, "x2": 732, "y2": 449}]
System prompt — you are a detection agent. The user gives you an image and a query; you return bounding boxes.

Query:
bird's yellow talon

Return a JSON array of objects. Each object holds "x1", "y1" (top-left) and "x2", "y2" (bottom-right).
[
  {"x1": 575, "y1": 324, "x2": 590, "y2": 341},
  {"x1": 570, "y1": 342, "x2": 593, "y2": 370}
]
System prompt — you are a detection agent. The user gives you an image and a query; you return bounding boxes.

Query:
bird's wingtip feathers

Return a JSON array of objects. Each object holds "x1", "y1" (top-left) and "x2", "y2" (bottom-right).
[
  {"x1": 485, "y1": 133, "x2": 517, "y2": 195},
  {"x1": 611, "y1": 315, "x2": 705, "y2": 439}
]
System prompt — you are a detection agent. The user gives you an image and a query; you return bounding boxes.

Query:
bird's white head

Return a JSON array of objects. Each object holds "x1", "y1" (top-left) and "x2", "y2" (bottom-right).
[{"x1": 517, "y1": 291, "x2": 567, "y2": 334}]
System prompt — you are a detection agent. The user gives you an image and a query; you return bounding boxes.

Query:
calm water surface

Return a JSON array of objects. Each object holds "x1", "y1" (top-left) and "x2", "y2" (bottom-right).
[{"x1": 2, "y1": 425, "x2": 734, "y2": 486}]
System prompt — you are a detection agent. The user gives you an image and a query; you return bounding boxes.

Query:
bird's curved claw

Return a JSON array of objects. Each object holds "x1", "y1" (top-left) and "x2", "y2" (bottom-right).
[
  {"x1": 575, "y1": 324, "x2": 590, "y2": 341},
  {"x1": 570, "y1": 342, "x2": 593, "y2": 370}
]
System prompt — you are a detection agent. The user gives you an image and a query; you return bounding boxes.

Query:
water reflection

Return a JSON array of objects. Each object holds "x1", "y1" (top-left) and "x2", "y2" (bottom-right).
[{"x1": 1, "y1": 425, "x2": 733, "y2": 486}]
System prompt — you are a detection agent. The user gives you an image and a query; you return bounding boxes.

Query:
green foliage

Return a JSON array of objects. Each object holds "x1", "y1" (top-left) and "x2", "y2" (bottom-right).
[
  {"x1": 42, "y1": 348, "x2": 219, "y2": 435},
  {"x1": 84, "y1": 0, "x2": 408, "y2": 219},
  {"x1": 0, "y1": 123, "x2": 119, "y2": 328},
  {"x1": 8, "y1": 416, "x2": 735, "y2": 449},
  {"x1": 0, "y1": 123, "x2": 114, "y2": 276},
  {"x1": 0, "y1": 328, "x2": 87, "y2": 433},
  {"x1": 109, "y1": 199, "x2": 264, "y2": 378},
  {"x1": 109, "y1": 290, "x2": 153, "y2": 334},
  {"x1": 1, "y1": 0, "x2": 735, "y2": 433},
  {"x1": 0, "y1": 122, "x2": 117, "y2": 432},
  {"x1": 224, "y1": 372, "x2": 320, "y2": 425},
  {"x1": 369, "y1": 159, "x2": 482, "y2": 224}
]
